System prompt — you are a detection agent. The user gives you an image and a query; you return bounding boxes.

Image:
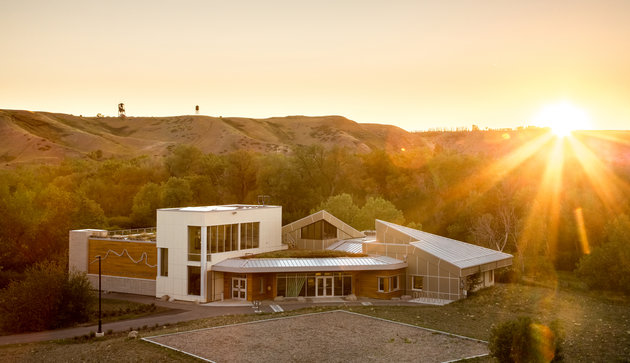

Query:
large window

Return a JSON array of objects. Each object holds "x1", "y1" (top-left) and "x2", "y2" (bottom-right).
[
  {"x1": 187, "y1": 266, "x2": 201, "y2": 296},
  {"x1": 276, "y1": 273, "x2": 352, "y2": 297},
  {"x1": 412, "y1": 275, "x2": 423, "y2": 290},
  {"x1": 209, "y1": 224, "x2": 239, "y2": 254},
  {"x1": 188, "y1": 226, "x2": 201, "y2": 261},
  {"x1": 240, "y1": 222, "x2": 260, "y2": 250},
  {"x1": 378, "y1": 275, "x2": 401, "y2": 292},
  {"x1": 300, "y1": 220, "x2": 337, "y2": 240},
  {"x1": 159, "y1": 248, "x2": 168, "y2": 277}
]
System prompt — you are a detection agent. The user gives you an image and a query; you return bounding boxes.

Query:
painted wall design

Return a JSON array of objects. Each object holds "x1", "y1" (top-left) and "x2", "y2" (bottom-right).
[{"x1": 88, "y1": 239, "x2": 157, "y2": 280}]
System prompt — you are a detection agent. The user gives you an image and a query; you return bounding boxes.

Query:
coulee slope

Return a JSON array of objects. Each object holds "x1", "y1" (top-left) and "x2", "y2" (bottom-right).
[{"x1": 0, "y1": 110, "x2": 419, "y2": 166}]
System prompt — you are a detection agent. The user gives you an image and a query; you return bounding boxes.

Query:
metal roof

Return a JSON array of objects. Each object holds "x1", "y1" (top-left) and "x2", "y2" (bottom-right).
[
  {"x1": 377, "y1": 220, "x2": 513, "y2": 269},
  {"x1": 212, "y1": 256, "x2": 406, "y2": 273},
  {"x1": 159, "y1": 204, "x2": 280, "y2": 212},
  {"x1": 326, "y1": 236, "x2": 376, "y2": 254}
]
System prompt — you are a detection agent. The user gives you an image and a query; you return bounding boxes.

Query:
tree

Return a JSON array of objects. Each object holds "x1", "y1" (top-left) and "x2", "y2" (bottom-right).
[
  {"x1": 160, "y1": 177, "x2": 193, "y2": 208},
  {"x1": 224, "y1": 150, "x2": 259, "y2": 203},
  {"x1": 0, "y1": 260, "x2": 94, "y2": 332},
  {"x1": 354, "y1": 196, "x2": 405, "y2": 231},
  {"x1": 576, "y1": 214, "x2": 630, "y2": 294},
  {"x1": 130, "y1": 182, "x2": 162, "y2": 226},
  {"x1": 311, "y1": 194, "x2": 360, "y2": 227},
  {"x1": 165, "y1": 144, "x2": 204, "y2": 177}
]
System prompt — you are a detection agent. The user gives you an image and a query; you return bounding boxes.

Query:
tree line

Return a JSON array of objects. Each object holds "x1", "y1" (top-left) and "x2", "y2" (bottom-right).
[{"x1": 0, "y1": 141, "x2": 628, "y2": 292}]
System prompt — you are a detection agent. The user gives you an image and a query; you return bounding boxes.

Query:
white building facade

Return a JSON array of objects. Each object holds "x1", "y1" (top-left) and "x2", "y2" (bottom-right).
[{"x1": 156, "y1": 205, "x2": 285, "y2": 302}]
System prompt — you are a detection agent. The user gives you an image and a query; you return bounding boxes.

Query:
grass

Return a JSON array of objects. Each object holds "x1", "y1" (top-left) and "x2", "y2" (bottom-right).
[
  {"x1": 241, "y1": 249, "x2": 367, "y2": 259},
  {"x1": 83, "y1": 298, "x2": 171, "y2": 326},
  {"x1": 1, "y1": 277, "x2": 629, "y2": 362}
]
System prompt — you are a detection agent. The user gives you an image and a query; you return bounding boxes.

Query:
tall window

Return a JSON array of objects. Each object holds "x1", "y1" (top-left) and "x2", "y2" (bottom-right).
[
  {"x1": 187, "y1": 266, "x2": 201, "y2": 296},
  {"x1": 240, "y1": 222, "x2": 260, "y2": 250},
  {"x1": 208, "y1": 224, "x2": 239, "y2": 254},
  {"x1": 159, "y1": 248, "x2": 168, "y2": 277},
  {"x1": 188, "y1": 226, "x2": 201, "y2": 261},
  {"x1": 300, "y1": 220, "x2": 337, "y2": 240}
]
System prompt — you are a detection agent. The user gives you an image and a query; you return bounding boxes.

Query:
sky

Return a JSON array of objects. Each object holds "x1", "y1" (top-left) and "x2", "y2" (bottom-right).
[{"x1": 1, "y1": 0, "x2": 629, "y2": 131}]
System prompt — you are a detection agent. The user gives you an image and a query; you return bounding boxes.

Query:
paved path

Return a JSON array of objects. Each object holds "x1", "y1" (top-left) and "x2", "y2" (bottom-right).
[{"x1": 0, "y1": 293, "x2": 422, "y2": 346}]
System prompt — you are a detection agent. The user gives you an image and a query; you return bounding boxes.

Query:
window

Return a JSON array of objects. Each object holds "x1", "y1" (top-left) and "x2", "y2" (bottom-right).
[
  {"x1": 208, "y1": 224, "x2": 239, "y2": 254},
  {"x1": 300, "y1": 220, "x2": 337, "y2": 240},
  {"x1": 378, "y1": 275, "x2": 401, "y2": 292},
  {"x1": 240, "y1": 222, "x2": 260, "y2": 250},
  {"x1": 159, "y1": 248, "x2": 168, "y2": 277},
  {"x1": 391, "y1": 275, "x2": 399, "y2": 291},
  {"x1": 188, "y1": 226, "x2": 201, "y2": 261},
  {"x1": 187, "y1": 266, "x2": 201, "y2": 296},
  {"x1": 412, "y1": 276, "x2": 423, "y2": 290}
]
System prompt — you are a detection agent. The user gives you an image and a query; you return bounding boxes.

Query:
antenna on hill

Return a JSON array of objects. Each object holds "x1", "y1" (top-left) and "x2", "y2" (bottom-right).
[
  {"x1": 118, "y1": 103, "x2": 126, "y2": 119},
  {"x1": 195, "y1": 105, "x2": 199, "y2": 115}
]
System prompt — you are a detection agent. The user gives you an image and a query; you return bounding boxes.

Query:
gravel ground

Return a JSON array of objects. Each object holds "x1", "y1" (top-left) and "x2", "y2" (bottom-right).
[{"x1": 144, "y1": 310, "x2": 489, "y2": 363}]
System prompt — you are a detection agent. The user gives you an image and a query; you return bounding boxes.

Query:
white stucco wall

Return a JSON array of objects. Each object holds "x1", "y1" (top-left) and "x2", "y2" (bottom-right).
[{"x1": 156, "y1": 205, "x2": 284, "y2": 302}]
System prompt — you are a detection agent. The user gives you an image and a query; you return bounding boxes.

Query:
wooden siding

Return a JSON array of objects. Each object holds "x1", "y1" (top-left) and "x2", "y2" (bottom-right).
[
  {"x1": 355, "y1": 268, "x2": 405, "y2": 299},
  {"x1": 88, "y1": 239, "x2": 157, "y2": 280},
  {"x1": 249, "y1": 273, "x2": 275, "y2": 301}
]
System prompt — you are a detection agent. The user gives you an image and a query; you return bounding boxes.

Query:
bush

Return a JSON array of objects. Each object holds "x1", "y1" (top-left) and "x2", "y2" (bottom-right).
[
  {"x1": 576, "y1": 214, "x2": 630, "y2": 294},
  {"x1": 489, "y1": 316, "x2": 563, "y2": 363},
  {"x1": 0, "y1": 260, "x2": 94, "y2": 333}
]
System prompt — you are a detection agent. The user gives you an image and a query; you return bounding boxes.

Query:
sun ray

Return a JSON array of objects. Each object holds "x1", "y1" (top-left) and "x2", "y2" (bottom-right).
[{"x1": 566, "y1": 136, "x2": 630, "y2": 214}]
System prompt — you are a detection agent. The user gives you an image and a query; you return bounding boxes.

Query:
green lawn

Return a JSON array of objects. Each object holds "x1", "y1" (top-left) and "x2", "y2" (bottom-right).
[{"x1": 1, "y1": 278, "x2": 629, "y2": 362}]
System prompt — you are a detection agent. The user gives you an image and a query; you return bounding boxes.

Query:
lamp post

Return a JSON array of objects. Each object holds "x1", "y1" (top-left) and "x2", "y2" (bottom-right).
[{"x1": 96, "y1": 255, "x2": 104, "y2": 337}]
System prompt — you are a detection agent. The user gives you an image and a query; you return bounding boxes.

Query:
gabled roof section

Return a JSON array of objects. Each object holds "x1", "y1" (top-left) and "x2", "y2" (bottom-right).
[
  {"x1": 376, "y1": 220, "x2": 513, "y2": 269},
  {"x1": 326, "y1": 236, "x2": 376, "y2": 254},
  {"x1": 282, "y1": 210, "x2": 364, "y2": 238}
]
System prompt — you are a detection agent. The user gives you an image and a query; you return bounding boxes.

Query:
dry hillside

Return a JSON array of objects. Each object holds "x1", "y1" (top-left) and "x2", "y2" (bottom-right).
[
  {"x1": 0, "y1": 110, "x2": 419, "y2": 166},
  {"x1": 1, "y1": 109, "x2": 629, "y2": 167}
]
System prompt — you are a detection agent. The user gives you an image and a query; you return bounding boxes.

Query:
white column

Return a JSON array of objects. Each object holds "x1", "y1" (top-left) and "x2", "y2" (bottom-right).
[{"x1": 201, "y1": 226, "x2": 207, "y2": 302}]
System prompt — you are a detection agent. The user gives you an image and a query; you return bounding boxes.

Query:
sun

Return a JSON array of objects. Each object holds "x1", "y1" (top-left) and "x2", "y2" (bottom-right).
[{"x1": 533, "y1": 101, "x2": 591, "y2": 137}]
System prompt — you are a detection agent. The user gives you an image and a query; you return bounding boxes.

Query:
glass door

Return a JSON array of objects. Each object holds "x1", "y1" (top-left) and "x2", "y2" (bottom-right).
[
  {"x1": 316, "y1": 276, "x2": 333, "y2": 297},
  {"x1": 232, "y1": 277, "x2": 247, "y2": 300}
]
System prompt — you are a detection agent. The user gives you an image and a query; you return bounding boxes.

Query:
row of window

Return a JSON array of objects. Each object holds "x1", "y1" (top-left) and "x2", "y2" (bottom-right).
[
  {"x1": 300, "y1": 220, "x2": 337, "y2": 240},
  {"x1": 377, "y1": 275, "x2": 424, "y2": 292},
  {"x1": 187, "y1": 222, "x2": 260, "y2": 261}
]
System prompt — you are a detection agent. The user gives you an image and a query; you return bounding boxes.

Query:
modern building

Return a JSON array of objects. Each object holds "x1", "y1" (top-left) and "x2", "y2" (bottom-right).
[{"x1": 69, "y1": 204, "x2": 512, "y2": 303}]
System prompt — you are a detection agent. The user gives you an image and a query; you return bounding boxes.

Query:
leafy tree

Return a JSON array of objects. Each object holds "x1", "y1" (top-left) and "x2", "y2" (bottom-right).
[
  {"x1": 0, "y1": 260, "x2": 94, "y2": 333},
  {"x1": 355, "y1": 196, "x2": 405, "y2": 231},
  {"x1": 161, "y1": 177, "x2": 193, "y2": 208},
  {"x1": 130, "y1": 182, "x2": 162, "y2": 226},
  {"x1": 165, "y1": 144, "x2": 204, "y2": 177},
  {"x1": 312, "y1": 193, "x2": 360, "y2": 227},
  {"x1": 576, "y1": 214, "x2": 630, "y2": 294},
  {"x1": 225, "y1": 150, "x2": 259, "y2": 203}
]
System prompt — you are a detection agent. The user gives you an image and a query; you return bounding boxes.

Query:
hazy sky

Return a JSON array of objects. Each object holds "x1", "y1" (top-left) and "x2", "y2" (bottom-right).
[{"x1": 1, "y1": 0, "x2": 629, "y2": 131}]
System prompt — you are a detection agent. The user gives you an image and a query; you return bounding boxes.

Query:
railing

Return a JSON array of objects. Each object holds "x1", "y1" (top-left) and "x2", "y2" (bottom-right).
[{"x1": 94, "y1": 227, "x2": 157, "y2": 241}]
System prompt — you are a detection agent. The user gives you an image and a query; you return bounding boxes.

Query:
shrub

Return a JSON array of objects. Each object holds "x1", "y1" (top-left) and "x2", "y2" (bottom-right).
[
  {"x1": 489, "y1": 316, "x2": 563, "y2": 363},
  {"x1": 0, "y1": 260, "x2": 94, "y2": 333}
]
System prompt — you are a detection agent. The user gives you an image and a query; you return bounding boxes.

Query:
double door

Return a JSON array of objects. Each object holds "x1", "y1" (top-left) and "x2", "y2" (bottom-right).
[
  {"x1": 316, "y1": 276, "x2": 333, "y2": 297},
  {"x1": 232, "y1": 277, "x2": 246, "y2": 300}
]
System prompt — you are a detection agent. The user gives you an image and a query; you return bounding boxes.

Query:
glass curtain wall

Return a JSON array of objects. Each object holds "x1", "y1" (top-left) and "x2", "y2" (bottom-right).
[{"x1": 277, "y1": 273, "x2": 352, "y2": 297}]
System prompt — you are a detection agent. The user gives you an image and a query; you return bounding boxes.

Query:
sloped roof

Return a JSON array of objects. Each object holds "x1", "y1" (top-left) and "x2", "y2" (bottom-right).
[
  {"x1": 282, "y1": 210, "x2": 364, "y2": 238},
  {"x1": 376, "y1": 220, "x2": 513, "y2": 269},
  {"x1": 212, "y1": 256, "x2": 406, "y2": 273},
  {"x1": 326, "y1": 236, "x2": 376, "y2": 254}
]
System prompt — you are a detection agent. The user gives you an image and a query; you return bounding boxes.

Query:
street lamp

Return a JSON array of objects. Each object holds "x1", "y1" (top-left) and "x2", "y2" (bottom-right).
[{"x1": 96, "y1": 255, "x2": 104, "y2": 337}]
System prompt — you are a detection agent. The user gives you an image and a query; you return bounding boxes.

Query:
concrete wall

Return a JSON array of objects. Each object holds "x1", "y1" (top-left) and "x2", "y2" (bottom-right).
[
  {"x1": 156, "y1": 205, "x2": 285, "y2": 302},
  {"x1": 88, "y1": 274, "x2": 155, "y2": 296},
  {"x1": 69, "y1": 229, "x2": 107, "y2": 273}
]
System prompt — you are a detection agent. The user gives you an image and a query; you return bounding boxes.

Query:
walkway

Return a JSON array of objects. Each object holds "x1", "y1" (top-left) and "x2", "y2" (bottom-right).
[{"x1": 0, "y1": 293, "x2": 422, "y2": 346}]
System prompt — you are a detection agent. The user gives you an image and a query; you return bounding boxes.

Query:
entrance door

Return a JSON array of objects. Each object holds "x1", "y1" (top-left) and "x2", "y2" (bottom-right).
[
  {"x1": 316, "y1": 276, "x2": 333, "y2": 297},
  {"x1": 232, "y1": 277, "x2": 247, "y2": 300}
]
